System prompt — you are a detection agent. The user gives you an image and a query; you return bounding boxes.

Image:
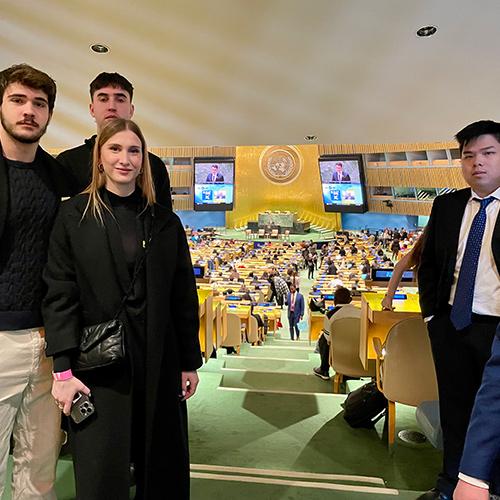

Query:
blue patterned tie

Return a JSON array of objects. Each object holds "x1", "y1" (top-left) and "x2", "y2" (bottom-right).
[{"x1": 450, "y1": 197, "x2": 495, "y2": 330}]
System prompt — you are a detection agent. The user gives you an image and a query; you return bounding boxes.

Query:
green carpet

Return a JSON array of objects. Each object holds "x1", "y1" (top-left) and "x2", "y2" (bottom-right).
[{"x1": 2, "y1": 269, "x2": 441, "y2": 499}]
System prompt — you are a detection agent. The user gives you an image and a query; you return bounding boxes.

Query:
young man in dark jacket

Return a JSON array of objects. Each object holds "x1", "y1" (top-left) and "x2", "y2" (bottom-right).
[{"x1": 57, "y1": 72, "x2": 172, "y2": 209}]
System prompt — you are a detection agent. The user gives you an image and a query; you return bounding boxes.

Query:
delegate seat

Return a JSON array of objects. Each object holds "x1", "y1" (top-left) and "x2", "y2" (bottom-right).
[
  {"x1": 329, "y1": 316, "x2": 376, "y2": 393},
  {"x1": 222, "y1": 313, "x2": 244, "y2": 354},
  {"x1": 373, "y1": 317, "x2": 438, "y2": 446}
]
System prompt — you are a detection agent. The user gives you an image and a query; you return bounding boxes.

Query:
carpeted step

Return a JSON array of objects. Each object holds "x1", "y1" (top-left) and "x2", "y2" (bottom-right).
[
  {"x1": 236, "y1": 345, "x2": 311, "y2": 360},
  {"x1": 223, "y1": 356, "x2": 317, "y2": 374},
  {"x1": 220, "y1": 370, "x2": 333, "y2": 394}
]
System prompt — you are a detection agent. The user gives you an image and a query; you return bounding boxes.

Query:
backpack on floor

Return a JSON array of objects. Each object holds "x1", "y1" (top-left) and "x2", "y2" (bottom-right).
[{"x1": 341, "y1": 381, "x2": 387, "y2": 429}]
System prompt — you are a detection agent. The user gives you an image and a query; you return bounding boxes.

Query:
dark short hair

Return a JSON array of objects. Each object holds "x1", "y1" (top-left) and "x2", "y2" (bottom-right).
[
  {"x1": 334, "y1": 287, "x2": 352, "y2": 305},
  {"x1": 89, "y1": 72, "x2": 134, "y2": 101},
  {"x1": 0, "y1": 64, "x2": 56, "y2": 112},
  {"x1": 455, "y1": 120, "x2": 500, "y2": 154}
]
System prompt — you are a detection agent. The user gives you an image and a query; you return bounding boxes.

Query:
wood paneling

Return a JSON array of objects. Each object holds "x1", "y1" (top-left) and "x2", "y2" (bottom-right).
[{"x1": 368, "y1": 199, "x2": 433, "y2": 216}]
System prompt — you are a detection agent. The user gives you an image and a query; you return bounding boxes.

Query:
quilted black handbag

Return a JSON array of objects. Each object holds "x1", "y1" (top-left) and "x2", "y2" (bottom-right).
[
  {"x1": 74, "y1": 227, "x2": 152, "y2": 372},
  {"x1": 74, "y1": 319, "x2": 125, "y2": 372}
]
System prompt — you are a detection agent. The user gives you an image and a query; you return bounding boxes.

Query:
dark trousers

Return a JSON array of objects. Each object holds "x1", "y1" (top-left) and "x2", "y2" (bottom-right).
[
  {"x1": 427, "y1": 312, "x2": 499, "y2": 496},
  {"x1": 288, "y1": 313, "x2": 300, "y2": 340},
  {"x1": 318, "y1": 333, "x2": 330, "y2": 373}
]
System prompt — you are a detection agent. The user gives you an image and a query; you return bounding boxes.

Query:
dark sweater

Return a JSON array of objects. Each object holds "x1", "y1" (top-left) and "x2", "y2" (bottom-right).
[{"x1": 0, "y1": 157, "x2": 58, "y2": 330}]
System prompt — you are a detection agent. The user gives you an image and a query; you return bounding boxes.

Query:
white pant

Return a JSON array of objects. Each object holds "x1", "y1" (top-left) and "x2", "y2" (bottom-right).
[{"x1": 0, "y1": 328, "x2": 61, "y2": 499}]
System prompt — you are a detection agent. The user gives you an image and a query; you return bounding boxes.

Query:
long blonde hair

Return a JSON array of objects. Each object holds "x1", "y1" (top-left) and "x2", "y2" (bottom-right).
[{"x1": 82, "y1": 118, "x2": 156, "y2": 223}]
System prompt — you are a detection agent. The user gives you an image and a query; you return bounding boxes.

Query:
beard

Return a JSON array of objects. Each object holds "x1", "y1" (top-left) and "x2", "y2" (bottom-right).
[{"x1": 0, "y1": 112, "x2": 49, "y2": 144}]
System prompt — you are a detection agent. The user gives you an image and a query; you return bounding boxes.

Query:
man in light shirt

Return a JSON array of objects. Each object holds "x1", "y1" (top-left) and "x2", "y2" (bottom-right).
[{"x1": 418, "y1": 120, "x2": 500, "y2": 500}]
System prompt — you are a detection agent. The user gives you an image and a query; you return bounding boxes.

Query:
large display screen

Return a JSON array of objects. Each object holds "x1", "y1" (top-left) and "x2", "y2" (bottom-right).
[
  {"x1": 194, "y1": 157, "x2": 235, "y2": 211},
  {"x1": 318, "y1": 154, "x2": 367, "y2": 213}
]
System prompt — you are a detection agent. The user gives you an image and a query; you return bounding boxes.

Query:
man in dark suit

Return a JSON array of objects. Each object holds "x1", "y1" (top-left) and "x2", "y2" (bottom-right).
[
  {"x1": 205, "y1": 164, "x2": 224, "y2": 183},
  {"x1": 57, "y1": 72, "x2": 172, "y2": 208},
  {"x1": 286, "y1": 284, "x2": 304, "y2": 340},
  {"x1": 418, "y1": 120, "x2": 500, "y2": 500},
  {"x1": 453, "y1": 325, "x2": 500, "y2": 500},
  {"x1": 331, "y1": 162, "x2": 351, "y2": 183},
  {"x1": 0, "y1": 64, "x2": 77, "y2": 499}
]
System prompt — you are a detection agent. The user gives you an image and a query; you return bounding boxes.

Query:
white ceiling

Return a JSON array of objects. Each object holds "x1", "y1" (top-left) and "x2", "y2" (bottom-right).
[{"x1": 1, "y1": 0, "x2": 499, "y2": 149}]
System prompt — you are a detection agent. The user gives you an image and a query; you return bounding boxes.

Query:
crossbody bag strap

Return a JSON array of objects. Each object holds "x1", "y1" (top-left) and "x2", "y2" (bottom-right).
[{"x1": 113, "y1": 209, "x2": 155, "y2": 320}]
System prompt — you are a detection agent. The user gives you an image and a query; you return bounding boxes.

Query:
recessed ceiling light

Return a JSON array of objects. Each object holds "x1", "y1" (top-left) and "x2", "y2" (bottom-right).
[
  {"x1": 90, "y1": 44, "x2": 109, "y2": 54},
  {"x1": 304, "y1": 135, "x2": 317, "y2": 141},
  {"x1": 416, "y1": 25, "x2": 437, "y2": 38}
]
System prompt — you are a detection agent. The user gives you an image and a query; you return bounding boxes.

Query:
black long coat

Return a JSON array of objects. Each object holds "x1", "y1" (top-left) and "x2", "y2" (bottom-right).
[{"x1": 43, "y1": 193, "x2": 202, "y2": 499}]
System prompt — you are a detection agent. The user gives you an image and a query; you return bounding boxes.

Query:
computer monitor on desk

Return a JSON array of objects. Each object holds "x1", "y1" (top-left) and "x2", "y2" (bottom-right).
[{"x1": 370, "y1": 268, "x2": 416, "y2": 287}]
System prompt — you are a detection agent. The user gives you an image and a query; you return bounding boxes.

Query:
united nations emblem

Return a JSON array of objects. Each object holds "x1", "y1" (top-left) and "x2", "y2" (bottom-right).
[{"x1": 259, "y1": 146, "x2": 302, "y2": 184}]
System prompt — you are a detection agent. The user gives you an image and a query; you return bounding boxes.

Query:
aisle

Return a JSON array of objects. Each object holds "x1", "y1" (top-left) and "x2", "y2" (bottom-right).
[{"x1": 189, "y1": 326, "x2": 442, "y2": 500}]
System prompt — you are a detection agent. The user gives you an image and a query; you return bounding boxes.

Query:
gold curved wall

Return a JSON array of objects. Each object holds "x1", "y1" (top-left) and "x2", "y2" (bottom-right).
[{"x1": 226, "y1": 145, "x2": 341, "y2": 230}]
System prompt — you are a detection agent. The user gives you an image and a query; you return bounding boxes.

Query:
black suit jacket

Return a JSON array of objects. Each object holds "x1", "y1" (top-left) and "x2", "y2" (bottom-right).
[
  {"x1": 57, "y1": 136, "x2": 172, "y2": 210},
  {"x1": 205, "y1": 172, "x2": 224, "y2": 183},
  {"x1": 331, "y1": 172, "x2": 351, "y2": 183},
  {"x1": 0, "y1": 145, "x2": 78, "y2": 242},
  {"x1": 418, "y1": 188, "x2": 500, "y2": 318}
]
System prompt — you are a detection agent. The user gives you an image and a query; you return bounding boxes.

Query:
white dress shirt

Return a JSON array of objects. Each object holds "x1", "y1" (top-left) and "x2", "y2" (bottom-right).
[{"x1": 449, "y1": 187, "x2": 500, "y2": 317}]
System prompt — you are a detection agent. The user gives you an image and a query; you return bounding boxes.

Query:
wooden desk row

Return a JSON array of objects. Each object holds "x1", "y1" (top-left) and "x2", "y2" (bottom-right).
[
  {"x1": 197, "y1": 289, "x2": 282, "y2": 362},
  {"x1": 307, "y1": 291, "x2": 421, "y2": 370}
]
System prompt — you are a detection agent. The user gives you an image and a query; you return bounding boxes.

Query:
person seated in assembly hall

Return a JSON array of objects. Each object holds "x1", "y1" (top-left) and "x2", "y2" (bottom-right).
[{"x1": 313, "y1": 288, "x2": 361, "y2": 380}]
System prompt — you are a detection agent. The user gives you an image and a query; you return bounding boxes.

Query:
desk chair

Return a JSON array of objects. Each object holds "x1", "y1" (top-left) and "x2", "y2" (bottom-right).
[
  {"x1": 373, "y1": 317, "x2": 438, "y2": 446},
  {"x1": 222, "y1": 313, "x2": 244, "y2": 354},
  {"x1": 247, "y1": 315, "x2": 261, "y2": 344},
  {"x1": 329, "y1": 317, "x2": 376, "y2": 393}
]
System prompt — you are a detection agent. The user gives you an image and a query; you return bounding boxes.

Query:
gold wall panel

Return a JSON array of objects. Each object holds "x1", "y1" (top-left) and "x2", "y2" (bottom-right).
[{"x1": 226, "y1": 145, "x2": 341, "y2": 230}]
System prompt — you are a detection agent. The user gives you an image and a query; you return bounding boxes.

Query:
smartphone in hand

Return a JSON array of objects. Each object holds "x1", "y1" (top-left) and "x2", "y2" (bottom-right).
[{"x1": 70, "y1": 392, "x2": 95, "y2": 424}]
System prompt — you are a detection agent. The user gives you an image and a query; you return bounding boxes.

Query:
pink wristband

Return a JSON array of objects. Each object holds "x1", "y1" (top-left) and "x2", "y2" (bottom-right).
[{"x1": 52, "y1": 369, "x2": 73, "y2": 381}]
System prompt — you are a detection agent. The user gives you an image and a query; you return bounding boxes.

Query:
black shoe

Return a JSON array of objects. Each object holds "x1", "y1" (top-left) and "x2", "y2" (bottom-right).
[
  {"x1": 313, "y1": 367, "x2": 330, "y2": 380},
  {"x1": 416, "y1": 489, "x2": 450, "y2": 500}
]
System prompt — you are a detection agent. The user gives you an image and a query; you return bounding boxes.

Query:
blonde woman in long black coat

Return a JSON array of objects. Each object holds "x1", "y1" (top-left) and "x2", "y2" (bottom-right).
[{"x1": 43, "y1": 119, "x2": 202, "y2": 499}]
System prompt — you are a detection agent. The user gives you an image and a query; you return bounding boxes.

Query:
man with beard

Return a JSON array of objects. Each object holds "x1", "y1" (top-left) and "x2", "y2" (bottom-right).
[
  {"x1": 57, "y1": 72, "x2": 172, "y2": 208},
  {"x1": 0, "y1": 64, "x2": 77, "y2": 498}
]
